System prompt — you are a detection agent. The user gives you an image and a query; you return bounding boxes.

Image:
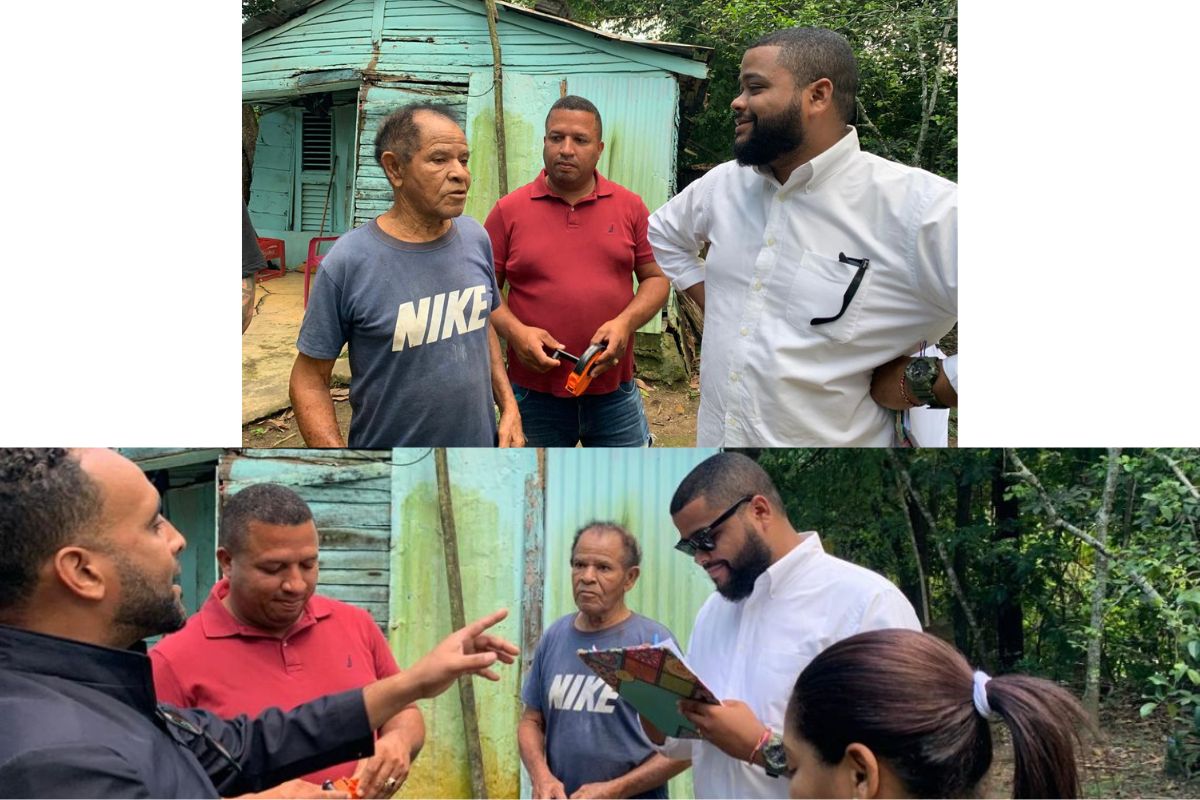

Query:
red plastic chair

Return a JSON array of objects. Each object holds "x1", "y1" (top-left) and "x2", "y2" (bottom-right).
[
  {"x1": 304, "y1": 236, "x2": 340, "y2": 307},
  {"x1": 255, "y1": 237, "x2": 286, "y2": 282}
]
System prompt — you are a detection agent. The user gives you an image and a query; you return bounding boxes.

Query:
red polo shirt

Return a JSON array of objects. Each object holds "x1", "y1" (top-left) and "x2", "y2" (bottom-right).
[
  {"x1": 484, "y1": 170, "x2": 655, "y2": 396},
  {"x1": 150, "y1": 578, "x2": 400, "y2": 786}
]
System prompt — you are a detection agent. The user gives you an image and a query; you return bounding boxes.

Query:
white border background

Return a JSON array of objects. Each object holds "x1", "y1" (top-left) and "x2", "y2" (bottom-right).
[{"x1": 1, "y1": 3, "x2": 1197, "y2": 446}]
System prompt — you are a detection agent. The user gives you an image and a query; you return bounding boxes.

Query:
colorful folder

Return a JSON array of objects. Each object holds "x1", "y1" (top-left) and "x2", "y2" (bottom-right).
[{"x1": 577, "y1": 641, "x2": 719, "y2": 739}]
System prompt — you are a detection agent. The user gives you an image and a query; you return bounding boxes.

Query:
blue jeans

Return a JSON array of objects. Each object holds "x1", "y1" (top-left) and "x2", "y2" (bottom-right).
[{"x1": 513, "y1": 381, "x2": 652, "y2": 447}]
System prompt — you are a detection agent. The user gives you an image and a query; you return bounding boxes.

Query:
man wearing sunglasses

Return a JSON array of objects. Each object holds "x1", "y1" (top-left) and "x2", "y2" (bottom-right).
[
  {"x1": 647, "y1": 27, "x2": 957, "y2": 446},
  {"x1": 640, "y1": 453, "x2": 920, "y2": 798},
  {"x1": 0, "y1": 448, "x2": 519, "y2": 799}
]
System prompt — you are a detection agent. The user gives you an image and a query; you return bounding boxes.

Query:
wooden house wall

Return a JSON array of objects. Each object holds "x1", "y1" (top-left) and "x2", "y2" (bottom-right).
[
  {"x1": 244, "y1": 0, "x2": 705, "y2": 292},
  {"x1": 221, "y1": 449, "x2": 393, "y2": 626}
]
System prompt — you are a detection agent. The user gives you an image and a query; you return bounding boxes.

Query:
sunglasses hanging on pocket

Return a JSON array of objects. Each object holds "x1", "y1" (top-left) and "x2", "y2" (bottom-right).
[{"x1": 810, "y1": 252, "x2": 870, "y2": 325}]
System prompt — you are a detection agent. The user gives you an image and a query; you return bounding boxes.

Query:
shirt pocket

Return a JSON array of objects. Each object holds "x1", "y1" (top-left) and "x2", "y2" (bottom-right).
[
  {"x1": 783, "y1": 251, "x2": 871, "y2": 343},
  {"x1": 754, "y1": 646, "x2": 819, "y2": 727}
]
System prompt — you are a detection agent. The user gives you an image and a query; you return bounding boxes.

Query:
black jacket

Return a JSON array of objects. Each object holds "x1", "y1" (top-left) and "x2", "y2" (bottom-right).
[{"x1": 0, "y1": 624, "x2": 375, "y2": 798}]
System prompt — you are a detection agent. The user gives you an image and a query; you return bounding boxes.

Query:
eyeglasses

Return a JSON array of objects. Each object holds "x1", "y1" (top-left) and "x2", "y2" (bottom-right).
[
  {"x1": 810, "y1": 253, "x2": 870, "y2": 326},
  {"x1": 674, "y1": 495, "x2": 754, "y2": 557},
  {"x1": 157, "y1": 705, "x2": 243, "y2": 776}
]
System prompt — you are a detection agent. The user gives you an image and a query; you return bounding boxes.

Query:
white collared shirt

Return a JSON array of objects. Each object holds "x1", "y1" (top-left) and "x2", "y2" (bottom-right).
[
  {"x1": 658, "y1": 533, "x2": 921, "y2": 799},
  {"x1": 648, "y1": 127, "x2": 957, "y2": 445}
]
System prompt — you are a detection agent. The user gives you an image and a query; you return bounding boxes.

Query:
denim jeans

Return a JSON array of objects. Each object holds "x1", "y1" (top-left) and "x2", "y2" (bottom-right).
[{"x1": 512, "y1": 381, "x2": 652, "y2": 447}]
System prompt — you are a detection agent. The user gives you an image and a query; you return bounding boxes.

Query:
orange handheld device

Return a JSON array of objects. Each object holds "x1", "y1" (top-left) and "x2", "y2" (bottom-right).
[
  {"x1": 321, "y1": 778, "x2": 362, "y2": 798},
  {"x1": 552, "y1": 342, "x2": 607, "y2": 396}
]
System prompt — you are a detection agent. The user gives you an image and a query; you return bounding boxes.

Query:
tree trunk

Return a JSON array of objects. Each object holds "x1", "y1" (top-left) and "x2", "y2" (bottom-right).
[
  {"x1": 1006, "y1": 449, "x2": 1164, "y2": 608},
  {"x1": 1082, "y1": 447, "x2": 1121, "y2": 727},
  {"x1": 992, "y1": 450, "x2": 1025, "y2": 670},
  {"x1": 891, "y1": 470, "x2": 931, "y2": 627},
  {"x1": 887, "y1": 452, "x2": 990, "y2": 669},
  {"x1": 483, "y1": 0, "x2": 507, "y2": 197},
  {"x1": 434, "y1": 450, "x2": 489, "y2": 799},
  {"x1": 242, "y1": 104, "x2": 259, "y2": 205}
]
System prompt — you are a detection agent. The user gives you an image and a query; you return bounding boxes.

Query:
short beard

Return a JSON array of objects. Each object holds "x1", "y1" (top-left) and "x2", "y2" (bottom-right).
[
  {"x1": 733, "y1": 101, "x2": 804, "y2": 167},
  {"x1": 111, "y1": 554, "x2": 186, "y2": 642},
  {"x1": 718, "y1": 525, "x2": 772, "y2": 601}
]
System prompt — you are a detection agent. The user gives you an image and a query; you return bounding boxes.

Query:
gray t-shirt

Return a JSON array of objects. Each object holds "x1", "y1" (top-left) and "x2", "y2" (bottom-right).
[
  {"x1": 523, "y1": 612, "x2": 676, "y2": 799},
  {"x1": 297, "y1": 216, "x2": 500, "y2": 448}
]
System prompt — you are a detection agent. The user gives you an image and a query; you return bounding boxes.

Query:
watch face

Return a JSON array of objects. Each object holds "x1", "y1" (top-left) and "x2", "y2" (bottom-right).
[
  {"x1": 763, "y1": 741, "x2": 788, "y2": 778},
  {"x1": 908, "y1": 358, "x2": 936, "y2": 383}
]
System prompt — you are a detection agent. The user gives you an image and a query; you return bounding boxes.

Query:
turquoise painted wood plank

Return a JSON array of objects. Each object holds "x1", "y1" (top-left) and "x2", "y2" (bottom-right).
[
  {"x1": 319, "y1": 550, "x2": 390, "y2": 570},
  {"x1": 248, "y1": 168, "x2": 293, "y2": 194},
  {"x1": 249, "y1": 108, "x2": 296, "y2": 230},
  {"x1": 320, "y1": 568, "x2": 387, "y2": 584},
  {"x1": 243, "y1": 0, "x2": 371, "y2": 50},
  {"x1": 305, "y1": 502, "x2": 390, "y2": 528},
  {"x1": 226, "y1": 460, "x2": 390, "y2": 486},
  {"x1": 433, "y1": 0, "x2": 708, "y2": 78},
  {"x1": 235, "y1": 448, "x2": 386, "y2": 460},
  {"x1": 317, "y1": 528, "x2": 392, "y2": 550},
  {"x1": 315, "y1": 584, "x2": 388, "y2": 603},
  {"x1": 164, "y1": 479, "x2": 218, "y2": 617},
  {"x1": 348, "y1": 601, "x2": 389, "y2": 620}
]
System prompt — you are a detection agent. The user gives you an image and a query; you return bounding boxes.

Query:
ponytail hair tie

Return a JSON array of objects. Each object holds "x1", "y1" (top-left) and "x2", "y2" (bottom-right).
[{"x1": 972, "y1": 670, "x2": 997, "y2": 720}]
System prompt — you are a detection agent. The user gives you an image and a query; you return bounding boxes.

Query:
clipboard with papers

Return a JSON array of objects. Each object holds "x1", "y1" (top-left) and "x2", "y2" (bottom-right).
[{"x1": 577, "y1": 639, "x2": 719, "y2": 739}]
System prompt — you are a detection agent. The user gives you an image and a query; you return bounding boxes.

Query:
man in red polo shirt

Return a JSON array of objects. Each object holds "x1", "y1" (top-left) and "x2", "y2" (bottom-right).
[
  {"x1": 150, "y1": 484, "x2": 425, "y2": 798},
  {"x1": 485, "y1": 95, "x2": 670, "y2": 447}
]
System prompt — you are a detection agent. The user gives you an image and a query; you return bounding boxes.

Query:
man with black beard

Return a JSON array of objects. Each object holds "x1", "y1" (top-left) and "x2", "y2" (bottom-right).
[
  {"x1": 638, "y1": 452, "x2": 919, "y2": 798},
  {"x1": 648, "y1": 27, "x2": 958, "y2": 446},
  {"x1": 0, "y1": 448, "x2": 518, "y2": 798}
]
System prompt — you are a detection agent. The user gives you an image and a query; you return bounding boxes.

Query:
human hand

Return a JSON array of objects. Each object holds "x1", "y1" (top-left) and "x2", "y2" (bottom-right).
[
  {"x1": 532, "y1": 774, "x2": 568, "y2": 799},
  {"x1": 586, "y1": 320, "x2": 631, "y2": 377},
  {"x1": 237, "y1": 778, "x2": 348, "y2": 798},
  {"x1": 570, "y1": 780, "x2": 619, "y2": 799},
  {"x1": 512, "y1": 325, "x2": 565, "y2": 373},
  {"x1": 498, "y1": 404, "x2": 525, "y2": 448},
  {"x1": 350, "y1": 731, "x2": 412, "y2": 798},
  {"x1": 678, "y1": 699, "x2": 764, "y2": 761},
  {"x1": 407, "y1": 609, "x2": 519, "y2": 699}
]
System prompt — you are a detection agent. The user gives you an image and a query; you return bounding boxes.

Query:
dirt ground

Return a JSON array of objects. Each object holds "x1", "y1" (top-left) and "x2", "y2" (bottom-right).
[
  {"x1": 242, "y1": 377, "x2": 700, "y2": 447},
  {"x1": 988, "y1": 694, "x2": 1199, "y2": 798}
]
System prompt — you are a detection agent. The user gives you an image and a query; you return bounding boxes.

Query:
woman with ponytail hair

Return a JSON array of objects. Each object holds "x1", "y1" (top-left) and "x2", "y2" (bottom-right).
[{"x1": 783, "y1": 628, "x2": 1089, "y2": 799}]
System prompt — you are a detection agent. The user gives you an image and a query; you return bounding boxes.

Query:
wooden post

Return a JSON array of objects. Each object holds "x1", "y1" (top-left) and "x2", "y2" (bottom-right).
[
  {"x1": 483, "y1": 0, "x2": 508, "y2": 196},
  {"x1": 434, "y1": 449, "x2": 489, "y2": 799}
]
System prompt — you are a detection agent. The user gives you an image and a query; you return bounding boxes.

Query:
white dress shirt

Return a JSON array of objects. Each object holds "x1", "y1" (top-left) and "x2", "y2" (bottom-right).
[
  {"x1": 648, "y1": 127, "x2": 957, "y2": 446},
  {"x1": 658, "y1": 532, "x2": 921, "y2": 799}
]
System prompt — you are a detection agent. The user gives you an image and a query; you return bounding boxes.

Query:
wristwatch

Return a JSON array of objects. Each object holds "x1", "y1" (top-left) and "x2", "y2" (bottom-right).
[
  {"x1": 761, "y1": 732, "x2": 788, "y2": 779},
  {"x1": 903, "y1": 356, "x2": 947, "y2": 409}
]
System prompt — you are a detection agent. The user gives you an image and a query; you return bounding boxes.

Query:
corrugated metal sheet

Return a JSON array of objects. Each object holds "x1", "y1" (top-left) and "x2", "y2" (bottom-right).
[
  {"x1": 543, "y1": 448, "x2": 717, "y2": 799},
  {"x1": 464, "y1": 72, "x2": 676, "y2": 334},
  {"x1": 207, "y1": 448, "x2": 728, "y2": 797},
  {"x1": 222, "y1": 450, "x2": 394, "y2": 625},
  {"x1": 389, "y1": 448, "x2": 537, "y2": 799}
]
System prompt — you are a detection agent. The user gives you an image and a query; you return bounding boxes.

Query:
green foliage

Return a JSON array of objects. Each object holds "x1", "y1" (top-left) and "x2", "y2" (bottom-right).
[
  {"x1": 559, "y1": 0, "x2": 957, "y2": 179},
  {"x1": 243, "y1": 0, "x2": 278, "y2": 18},
  {"x1": 756, "y1": 448, "x2": 1199, "y2": 772}
]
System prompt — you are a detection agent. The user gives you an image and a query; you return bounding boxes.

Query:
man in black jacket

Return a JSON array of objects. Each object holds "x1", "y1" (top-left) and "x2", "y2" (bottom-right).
[{"x1": 0, "y1": 448, "x2": 517, "y2": 798}]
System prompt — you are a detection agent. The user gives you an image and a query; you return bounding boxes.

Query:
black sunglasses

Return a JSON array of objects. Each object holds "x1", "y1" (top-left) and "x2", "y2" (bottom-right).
[
  {"x1": 675, "y1": 495, "x2": 754, "y2": 557},
  {"x1": 811, "y1": 253, "x2": 870, "y2": 326}
]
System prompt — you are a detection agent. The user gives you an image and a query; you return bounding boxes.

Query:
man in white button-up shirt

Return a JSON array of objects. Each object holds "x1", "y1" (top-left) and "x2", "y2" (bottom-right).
[
  {"x1": 642, "y1": 452, "x2": 920, "y2": 798},
  {"x1": 648, "y1": 28, "x2": 958, "y2": 446}
]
